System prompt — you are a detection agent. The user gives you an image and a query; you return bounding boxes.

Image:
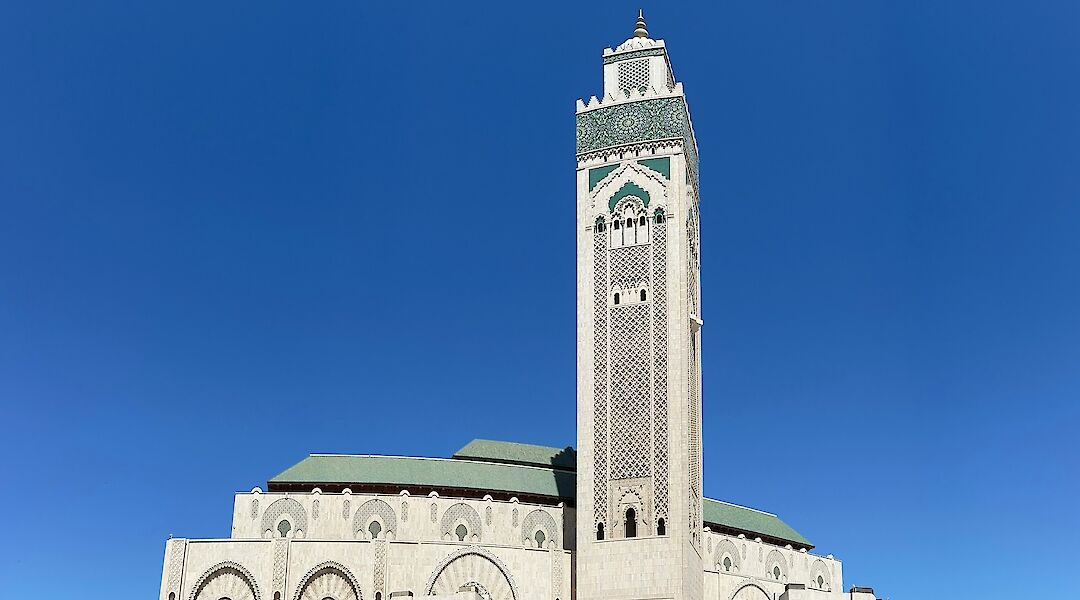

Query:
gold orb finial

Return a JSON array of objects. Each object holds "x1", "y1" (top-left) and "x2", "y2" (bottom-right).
[{"x1": 634, "y1": 9, "x2": 649, "y2": 38}]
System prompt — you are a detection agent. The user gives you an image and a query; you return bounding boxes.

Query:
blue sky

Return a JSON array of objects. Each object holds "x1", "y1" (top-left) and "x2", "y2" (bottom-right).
[{"x1": 1, "y1": 2, "x2": 1078, "y2": 598}]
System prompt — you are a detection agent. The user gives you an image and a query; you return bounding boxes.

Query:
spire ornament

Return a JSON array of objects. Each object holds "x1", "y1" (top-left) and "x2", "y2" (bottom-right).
[{"x1": 634, "y1": 9, "x2": 649, "y2": 38}]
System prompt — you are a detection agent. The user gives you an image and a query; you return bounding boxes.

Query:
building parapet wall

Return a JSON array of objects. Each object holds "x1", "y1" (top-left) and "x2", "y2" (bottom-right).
[
  {"x1": 234, "y1": 489, "x2": 574, "y2": 552},
  {"x1": 702, "y1": 529, "x2": 844, "y2": 600}
]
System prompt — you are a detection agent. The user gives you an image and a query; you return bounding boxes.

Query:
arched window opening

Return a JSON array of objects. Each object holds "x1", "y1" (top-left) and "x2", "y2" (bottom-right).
[
  {"x1": 639, "y1": 216, "x2": 646, "y2": 226},
  {"x1": 723, "y1": 556, "x2": 732, "y2": 571},
  {"x1": 534, "y1": 529, "x2": 546, "y2": 548},
  {"x1": 376, "y1": 593, "x2": 383, "y2": 600},
  {"x1": 277, "y1": 519, "x2": 291, "y2": 538},
  {"x1": 655, "y1": 211, "x2": 665, "y2": 224},
  {"x1": 817, "y1": 576, "x2": 824, "y2": 588},
  {"x1": 614, "y1": 293, "x2": 620, "y2": 305},
  {"x1": 625, "y1": 508, "x2": 637, "y2": 538},
  {"x1": 656, "y1": 518, "x2": 665, "y2": 536},
  {"x1": 595, "y1": 217, "x2": 606, "y2": 232},
  {"x1": 455, "y1": 524, "x2": 468, "y2": 541},
  {"x1": 596, "y1": 522, "x2": 605, "y2": 541},
  {"x1": 613, "y1": 220, "x2": 620, "y2": 230},
  {"x1": 274, "y1": 593, "x2": 281, "y2": 600},
  {"x1": 640, "y1": 289, "x2": 647, "y2": 301},
  {"x1": 368, "y1": 520, "x2": 382, "y2": 540},
  {"x1": 625, "y1": 218, "x2": 633, "y2": 228},
  {"x1": 169, "y1": 594, "x2": 175, "y2": 600},
  {"x1": 772, "y1": 565, "x2": 781, "y2": 580}
]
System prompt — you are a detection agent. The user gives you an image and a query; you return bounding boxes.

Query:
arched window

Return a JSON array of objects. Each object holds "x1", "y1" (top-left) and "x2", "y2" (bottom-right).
[
  {"x1": 274, "y1": 593, "x2": 281, "y2": 600},
  {"x1": 655, "y1": 211, "x2": 665, "y2": 224},
  {"x1": 455, "y1": 524, "x2": 468, "y2": 541},
  {"x1": 376, "y1": 593, "x2": 382, "y2": 600},
  {"x1": 534, "y1": 529, "x2": 546, "y2": 548},
  {"x1": 817, "y1": 575, "x2": 824, "y2": 588},
  {"x1": 639, "y1": 216, "x2": 646, "y2": 226},
  {"x1": 614, "y1": 293, "x2": 620, "y2": 305},
  {"x1": 596, "y1": 522, "x2": 605, "y2": 541},
  {"x1": 772, "y1": 565, "x2": 781, "y2": 580},
  {"x1": 613, "y1": 220, "x2": 620, "y2": 230},
  {"x1": 277, "y1": 519, "x2": 291, "y2": 538},
  {"x1": 723, "y1": 556, "x2": 732, "y2": 571},
  {"x1": 169, "y1": 594, "x2": 175, "y2": 600},
  {"x1": 368, "y1": 520, "x2": 382, "y2": 540},
  {"x1": 625, "y1": 508, "x2": 637, "y2": 538},
  {"x1": 656, "y1": 518, "x2": 665, "y2": 536},
  {"x1": 640, "y1": 289, "x2": 647, "y2": 301}
]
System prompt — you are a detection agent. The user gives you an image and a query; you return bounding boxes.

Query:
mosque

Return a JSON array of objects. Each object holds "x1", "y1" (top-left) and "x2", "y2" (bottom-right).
[{"x1": 158, "y1": 13, "x2": 881, "y2": 600}]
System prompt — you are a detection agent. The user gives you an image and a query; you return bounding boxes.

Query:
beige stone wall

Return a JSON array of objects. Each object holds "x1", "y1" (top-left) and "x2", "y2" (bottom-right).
[
  {"x1": 703, "y1": 530, "x2": 844, "y2": 600},
  {"x1": 161, "y1": 536, "x2": 570, "y2": 600}
]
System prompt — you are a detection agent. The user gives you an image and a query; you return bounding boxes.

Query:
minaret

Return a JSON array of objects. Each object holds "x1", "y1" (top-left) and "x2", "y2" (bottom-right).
[{"x1": 575, "y1": 11, "x2": 703, "y2": 600}]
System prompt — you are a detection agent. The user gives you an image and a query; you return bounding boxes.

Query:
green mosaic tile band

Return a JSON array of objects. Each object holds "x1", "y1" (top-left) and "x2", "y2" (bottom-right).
[{"x1": 576, "y1": 97, "x2": 698, "y2": 186}]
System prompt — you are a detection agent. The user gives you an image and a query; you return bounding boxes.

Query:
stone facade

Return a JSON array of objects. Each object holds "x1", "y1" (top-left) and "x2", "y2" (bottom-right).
[{"x1": 157, "y1": 14, "x2": 880, "y2": 600}]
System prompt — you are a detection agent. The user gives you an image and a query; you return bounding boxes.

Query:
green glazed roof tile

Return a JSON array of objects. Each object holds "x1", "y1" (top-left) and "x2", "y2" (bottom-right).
[
  {"x1": 703, "y1": 497, "x2": 812, "y2": 548},
  {"x1": 452, "y1": 439, "x2": 576, "y2": 470},
  {"x1": 268, "y1": 441, "x2": 811, "y2": 548},
  {"x1": 269, "y1": 454, "x2": 575, "y2": 499}
]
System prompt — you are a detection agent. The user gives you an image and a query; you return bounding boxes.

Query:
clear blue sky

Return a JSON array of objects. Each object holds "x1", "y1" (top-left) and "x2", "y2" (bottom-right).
[{"x1": 1, "y1": 2, "x2": 1077, "y2": 598}]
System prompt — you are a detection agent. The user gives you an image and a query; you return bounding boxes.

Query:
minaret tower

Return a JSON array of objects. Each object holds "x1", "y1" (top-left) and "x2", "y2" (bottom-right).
[{"x1": 575, "y1": 11, "x2": 703, "y2": 600}]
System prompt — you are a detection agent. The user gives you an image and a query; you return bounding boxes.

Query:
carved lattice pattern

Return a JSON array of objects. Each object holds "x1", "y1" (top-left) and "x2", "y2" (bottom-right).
[
  {"x1": 652, "y1": 220, "x2": 669, "y2": 519},
  {"x1": 617, "y1": 59, "x2": 651, "y2": 95},
  {"x1": 440, "y1": 503, "x2": 483, "y2": 541},
  {"x1": 687, "y1": 210, "x2": 702, "y2": 548},
  {"x1": 609, "y1": 303, "x2": 652, "y2": 479},
  {"x1": 520, "y1": 509, "x2": 560, "y2": 547},
  {"x1": 261, "y1": 498, "x2": 307, "y2": 536},
  {"x1": 610, "y1": 245, "x2": 650, "y2": 290},
  {"x1": 374, "y1": 540, "x2": 387, "y2": 596},
  {"x1": 353, "y1": 499, "x2": 397, "y2": 537},
  {"x1": 592, "y1": 229, "x2": 609, "y2": 529}
]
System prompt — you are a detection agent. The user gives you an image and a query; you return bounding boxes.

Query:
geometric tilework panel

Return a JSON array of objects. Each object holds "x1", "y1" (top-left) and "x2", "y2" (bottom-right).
[{"x1": 576, "y1": 96, "x2": 698, "y2": 188}]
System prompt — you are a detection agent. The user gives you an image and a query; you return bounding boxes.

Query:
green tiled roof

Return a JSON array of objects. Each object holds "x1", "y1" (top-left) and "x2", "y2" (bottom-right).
[
  {"x1": 703, "y1": 498, "x2": 812, "y2": 548},
  {"x1": 452, "y1": 439, "x2": 576, "y2": 470},
  {"x1": 267, "y1": 440, "x2": 811, "y2": 548},
  {"x1": 269, "y1": 454, "x2": 575, "y2": 499}
]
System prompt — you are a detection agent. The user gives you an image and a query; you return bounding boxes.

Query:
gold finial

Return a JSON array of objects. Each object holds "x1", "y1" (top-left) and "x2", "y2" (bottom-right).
[{"x1": 634, "y1": 9, "x2": 649, "y2": 38}]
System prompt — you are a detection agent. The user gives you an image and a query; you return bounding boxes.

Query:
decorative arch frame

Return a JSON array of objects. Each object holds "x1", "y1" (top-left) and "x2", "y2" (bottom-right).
[
  {"x1": 809, "y1": 559, "x2": 832, "y2": 591},
  {"x1": 290, "y1": 560, "x2": 363, "y2": 600},
  {"x1": 520, "y1": 509, "x2": 560, "y2": 547},
  {"x1": 588, "y1": 161, "x2": 670, "y2": 219},
  {"x1": 423, "y1": 546, "x2": 520, "y2": 600},
  {"x1": 440, "y1": 502, "x2": 483, "y2": 542},
  {"x1": 188, "y1": 561, "x2": 262, "y2": 600},
  {"x1": 261, "y1": 498, "x2": 308, "y2": 539},
  {"x1": 353, "y1": 498, "x2": 397, "y2": 539},
  {"x1": 763, "y1": 549, "x2": 789, "y2": 582},
  {"x1": 728, "y1": 582, "x2": 771, "y2": 600},
  {"x1": 714, "y1": 538, "x2": 741, "y2": 572}
]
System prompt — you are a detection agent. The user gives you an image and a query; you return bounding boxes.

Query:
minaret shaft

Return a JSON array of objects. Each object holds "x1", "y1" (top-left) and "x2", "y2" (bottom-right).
[{"x1": 575, "y1": 14, "x2": 703, "y2": 600}]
